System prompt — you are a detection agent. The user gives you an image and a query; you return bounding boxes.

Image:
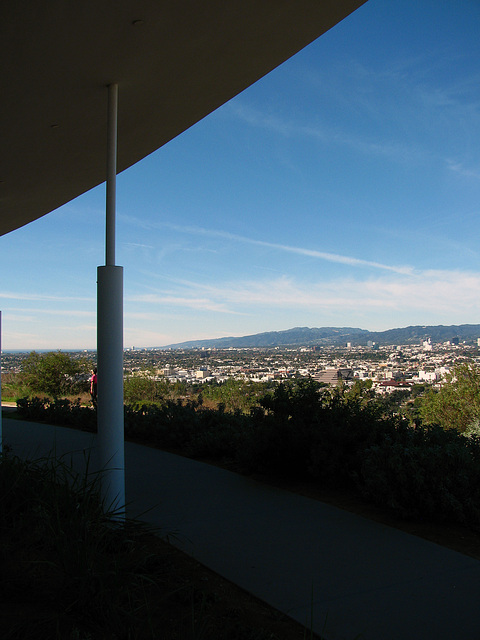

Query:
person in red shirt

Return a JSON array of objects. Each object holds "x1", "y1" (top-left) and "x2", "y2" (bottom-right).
[{"x1": 90, "y1": 368, "x2": 98, "y2": 408}]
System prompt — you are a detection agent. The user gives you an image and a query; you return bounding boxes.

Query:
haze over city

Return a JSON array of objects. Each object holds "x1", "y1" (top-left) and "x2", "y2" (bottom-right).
[{"x1": 1, "y1": 0, "x2": 479, "y2": 350}]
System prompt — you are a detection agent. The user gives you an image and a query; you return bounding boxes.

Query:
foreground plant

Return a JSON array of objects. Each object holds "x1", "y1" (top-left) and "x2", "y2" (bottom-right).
[{"x1": 0, "y1": 452, "x2": 169, "y2": 639}]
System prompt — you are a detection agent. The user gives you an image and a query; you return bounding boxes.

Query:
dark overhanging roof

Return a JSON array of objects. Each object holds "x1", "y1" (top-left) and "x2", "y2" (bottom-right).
[{"x1": 0, "y1": 0, "x2": 366, "y2": 237}]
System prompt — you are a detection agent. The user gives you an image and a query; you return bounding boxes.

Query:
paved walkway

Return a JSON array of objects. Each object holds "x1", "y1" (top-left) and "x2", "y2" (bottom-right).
[{"x1": 3, "y1": 415, "x2": 480, "y2": 640}]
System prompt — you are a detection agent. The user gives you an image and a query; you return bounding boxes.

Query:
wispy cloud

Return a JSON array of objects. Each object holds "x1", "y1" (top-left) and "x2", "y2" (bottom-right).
[
  {"x1": 33, "y1": 309, "x2": 95, "y2": 317},
  {"x1": 229, "y1": 103, "x2": 423, "y2": 165},
  {"x1": 212, "y1": 272, "x2": 476, "y2": 311},
  {"x1": 0, "y1": 292, "x2": 93, "y2": 303},
  {"x1": 3, "y1": 307, "x2": 94, "y2": 319},
  {"x1": 1, "y1": 314, "x2": 36, "y2": 323},
  {"x1": 445, "y1": 160, "x2": 480, "y2": 180},
  {"x1": 128, "y1": 219, "x2": 414, "y2": 276},
  {"x1": 127, "y1": 292, "x2": 244, "y2": 315},
  {"x1": 123, "y1": 242, "x2": 155, "y2": 250},
  {"x1": 230, "y1": 104, "x2": 291, "y2": 135},
  {"x1": 229, "y1": 48, "x2": 480, "y2": 172},
  {"x1": 128, "y1": 269, "x2": 480, "y2": 321}
]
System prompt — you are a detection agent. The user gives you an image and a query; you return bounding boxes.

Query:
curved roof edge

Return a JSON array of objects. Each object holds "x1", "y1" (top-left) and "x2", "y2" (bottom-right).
[{"x1": 0, "y1": 0, "x2": 366, "y2": 236}]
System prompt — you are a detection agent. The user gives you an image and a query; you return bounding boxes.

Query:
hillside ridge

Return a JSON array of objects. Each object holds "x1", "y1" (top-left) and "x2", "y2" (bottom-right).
[{"x1": 159, "y1": 324, "x2": 480, "y2": 349}]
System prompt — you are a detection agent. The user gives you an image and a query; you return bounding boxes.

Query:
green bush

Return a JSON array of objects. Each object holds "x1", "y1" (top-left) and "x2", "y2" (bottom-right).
[
  {"x1": 239, "y1": 380, "x2": 400, "y2": 485},
  {"x1": 16, "y1": 397, "x2": 97, "y2": 432},
  {"x1": 124, "y1": 400, "x2": 201, "y2": 449},
  {"x1": 123, "y1": 374, "x2": 172, "y2": 404},
  {"x1": 124, "y1": 400, "x2": 250, "y2": 460},
  {"x1": 419, "y1": 362, "x2": 480, "y2": 433},
  {"x1": 359, "y1": 426, "x2": 480, "y2": 524},
  {"x1": 16, "y1": 396, "x2": 50, "y2": 422},
  {"x1": 200, "y1": 378, "x2": 270, "y2": 413},
  {"x1": 186, "y1": 409, "x2": 251, "y2": 459}
]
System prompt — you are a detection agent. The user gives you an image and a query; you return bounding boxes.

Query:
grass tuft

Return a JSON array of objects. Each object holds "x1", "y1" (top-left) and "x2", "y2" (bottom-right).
[{"x1": 0, "y1": 452, "x2": 165, "y2": 639}]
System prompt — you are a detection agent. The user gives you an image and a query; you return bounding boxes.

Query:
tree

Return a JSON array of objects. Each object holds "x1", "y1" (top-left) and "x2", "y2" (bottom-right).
[
  {"x1": 20, "y1": 351, "x2": 89, "y2": 397},
  {"x1": 419, "y1": 362, "x2": 480, "y2": 434},
  {"x1": 201, "y1": 379, "x2": 269, "y2": 413},
  {"x1": 343, "y1": 379, "x2": 376, "y2": 405},
  {"x1": 259, "y1": 378, "x2": 324, "y2": 421},
  {"x1": 124, "y1": 373, "x2": 170, "y2": 404}
]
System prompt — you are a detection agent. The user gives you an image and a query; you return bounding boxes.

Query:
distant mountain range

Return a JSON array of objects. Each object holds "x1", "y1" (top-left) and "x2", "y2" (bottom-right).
[{"x1": 160, "y1": 324, "x2": 480, "y2": 349}]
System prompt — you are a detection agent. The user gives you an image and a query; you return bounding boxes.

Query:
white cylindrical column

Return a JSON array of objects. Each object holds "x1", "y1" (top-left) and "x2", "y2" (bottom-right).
[
  {"x1": 106, "y1": 83, "x2": 118, "y2": 267},
  {"x1": 97, "y1": 265, "x2": 124, "y2": 514}
]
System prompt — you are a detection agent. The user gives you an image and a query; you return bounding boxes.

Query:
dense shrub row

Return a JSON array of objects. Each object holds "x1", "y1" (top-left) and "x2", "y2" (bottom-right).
[
  {"x1": 15, "y1": 379, "x2": 480, "y2": 527},
  {"x1": 124, "y1": 399, "x2": 252, "y2": 459},
  {"x1": 16, "y1": 396, "x2": 97, "y2": 432},
  {"x1": 360, "y1": 425, "x2": 480, "y2": 524}
]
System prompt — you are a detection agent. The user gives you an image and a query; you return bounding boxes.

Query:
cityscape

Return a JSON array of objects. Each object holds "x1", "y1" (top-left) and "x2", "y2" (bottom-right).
[
  {"x1": 3, "y1": 329, "x2": 479, "y2": 397},
  {"x1": 124, "y1": 336, "x2": 480, "y2": 394}
]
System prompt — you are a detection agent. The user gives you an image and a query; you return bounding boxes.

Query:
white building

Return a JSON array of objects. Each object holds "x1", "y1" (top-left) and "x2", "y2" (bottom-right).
[
  {"x1": 423, "y1": 338, "x2": 433, "y2": 352},
  {"x1": 417, "y1": 370, "x2": 439, "y2": 382}
]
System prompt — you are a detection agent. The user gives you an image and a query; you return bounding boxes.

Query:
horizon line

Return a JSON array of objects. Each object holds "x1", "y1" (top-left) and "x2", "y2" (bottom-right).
[{"x1": 3, "y1": 321, "x2": 480, "y2": 352}]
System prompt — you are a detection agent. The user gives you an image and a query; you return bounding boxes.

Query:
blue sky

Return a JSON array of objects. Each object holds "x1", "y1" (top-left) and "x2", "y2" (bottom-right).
[{"x1": 2, "y1": 0, "x2": 480, "y2": 350}]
